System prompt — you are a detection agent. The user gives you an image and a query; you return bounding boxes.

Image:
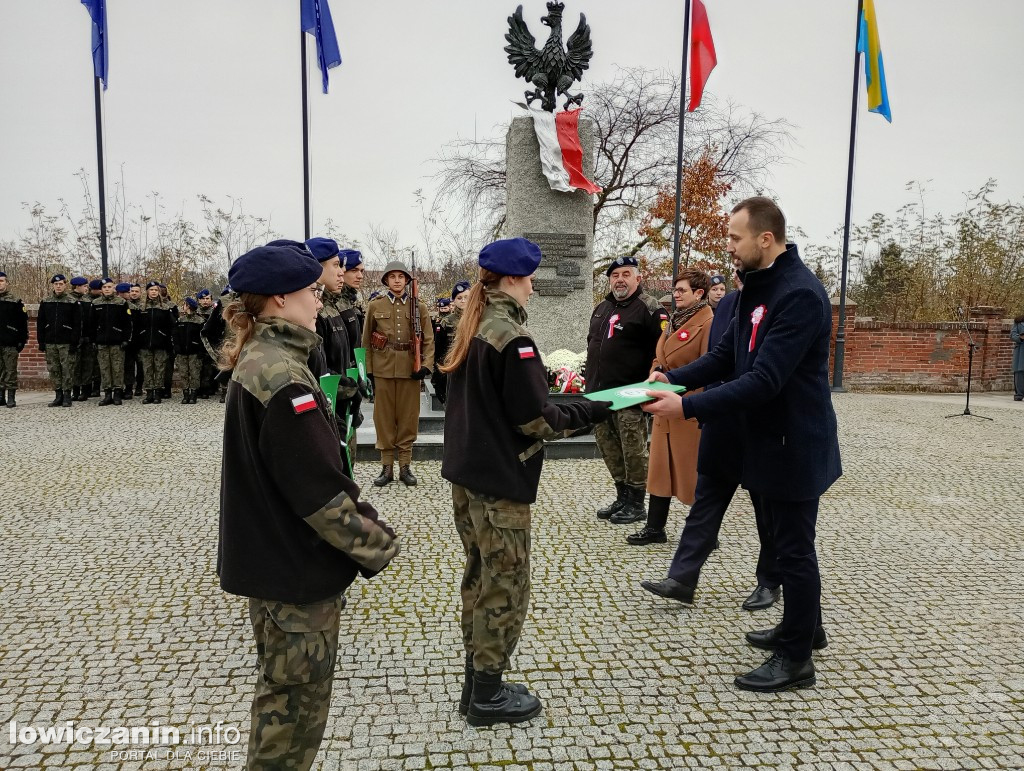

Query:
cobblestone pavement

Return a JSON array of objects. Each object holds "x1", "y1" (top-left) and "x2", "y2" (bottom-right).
[{"x1": 1, "y1": 392, "x2": 1022, "y2": 770}]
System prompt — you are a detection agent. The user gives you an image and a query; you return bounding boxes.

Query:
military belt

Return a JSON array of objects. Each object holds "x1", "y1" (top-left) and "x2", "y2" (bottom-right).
[{"x1": 388, "y1": 341, "x2": 413, "y2": 351}]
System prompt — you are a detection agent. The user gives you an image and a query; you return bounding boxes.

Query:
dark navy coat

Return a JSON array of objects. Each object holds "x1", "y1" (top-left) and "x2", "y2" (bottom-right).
[
  {"x1": 666, "y1": 245, "x2": 841, "y2": 501},
  {"x1": 694, "y1": 288, "x2": 742, "y2": 484}
]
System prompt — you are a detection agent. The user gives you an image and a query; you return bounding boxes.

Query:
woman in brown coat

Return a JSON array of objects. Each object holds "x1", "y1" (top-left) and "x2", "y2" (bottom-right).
[{"x1": 626, "y1": 268, "x2": 713, "y2": 545}]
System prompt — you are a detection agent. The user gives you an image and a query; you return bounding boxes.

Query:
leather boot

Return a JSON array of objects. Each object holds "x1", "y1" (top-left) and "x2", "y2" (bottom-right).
[
  {"x1": 91, "y1": 381, "x2": 101, "y2": 397},
  {"x1": 75, "y1": 385, "x2": 89, "y2": 401},
  {"x1": 181, "y1": 390, "x2": 190, "y2": 404},
  {"x1": 373, "y1": 465, "x2": 394, "y2": 487},
  {"x1": 190, "y1": 390, "x2": 199, "y2": 404},
  {"x1": 49, "y1": 390, "x2": 63, "y2": 407},
  {"x1": 135, "y1": 385, "x2": 144, "y2": 396},
  {"x1": 70, "y1": 385, "x2": 81, "y2": 401},
  {"x1": 0, "y1": 391, "x2": 5, "y2": 407},
  {"x1": 398, "y1": 465, "x2": 417, "y2": 486},
  {"x1": 121, "y1": 387, "x2": 132, "y2": 401},
  {"x1": 98, "y1": 389, "x2": 114, "y2": 406},
  {"x1": 154, "y1": 389, "x2": 163, "y2": 404},
  {"x1": 734, "y1": 652, "x2": 816, "y2": 692},
  {"x1": 466, "y1": 670, "x2": 542, "y2": 727},
  {"x1": 62, "y1": 389, "x2": 73, "y2": 407},
  {"x1": 112, "y1": 388, "x2": 123, "y2": 406},
  {"x1": 5, "y1": 389, "x2": 15, "y2": 408},
  {"x1": 143, "y1": 389, "x2": 155, "y2": 404},
  {"x1": 459, "y1": 657, "x2": 529, "y2": 716},
  {"x1": 162, "y1": 387, "x2": 172, "y2": 399},
  {"x1": 610, "y1": 486, "x2": 647, "y2": 524},
  {"x1": 596, "y1": 481, "x2": 627, "y2": 520},
  {"x1": 626, "y1": 526, "x2": 668, "y2": 545}
]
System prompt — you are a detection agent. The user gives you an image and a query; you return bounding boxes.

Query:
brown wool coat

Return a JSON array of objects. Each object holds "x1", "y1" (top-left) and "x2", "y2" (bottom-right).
[{"x1": 647, "y1": 304, "x2": 714, "y2": 503}]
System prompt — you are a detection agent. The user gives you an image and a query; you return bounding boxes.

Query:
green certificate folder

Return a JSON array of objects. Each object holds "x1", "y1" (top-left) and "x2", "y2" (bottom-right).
[
  {"x1": 319, "y1": 374, "x2": 341, "y2": 415},
  {"x1": 583, "y1": 380, "x2": 686, "y2": 410}
]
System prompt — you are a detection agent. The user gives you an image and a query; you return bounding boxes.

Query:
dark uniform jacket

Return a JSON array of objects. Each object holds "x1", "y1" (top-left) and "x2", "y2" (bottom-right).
[
  {"x1": 0, "y1": 291, "x2": 29, "y2": 350},
  {"x1": 585, "y1": 287, "x2": 668, "y2": 392},
  {"x1": 337, "y1": 285, "x2": 364, "y2": 362},
  {"x1": 694, "y1": 288, "x2": 742, "y2": 483},
  {"x1": 441, "y1": 290, "x2": 599, "y2": 504},
  {"x1": 91, "y1": 295, "x2": 132, "y2": 346},
  {"x1": 218, "y1": 317, "x2": 399, "y2": 604},
  {"x1": 313, "y1": 290, "x2": 352, "y2": 377},
  {"x1": 135, "y1": 301, "x2": 175, "y2": 351},
  {"x1": 76, "y1": 294, "x2": 94, "y2": 343},
  {"x1": 37, "y1": 292, "x2": 84, "y2": 349},
  {"x1": 173, "y1": 314, "x2": 206, "y2": 356},
  {"x1": 666, "y1": 245, "x2": 842, "y2": 501}
]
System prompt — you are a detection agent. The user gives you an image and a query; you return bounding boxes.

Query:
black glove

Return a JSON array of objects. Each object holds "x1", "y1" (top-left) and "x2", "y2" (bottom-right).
[
  {"x1": 410, "y1": 366, "x2": 430, "y2": 380},
  {"x1": 366, "y1": 373, "x2": 375, "y2": 402},
  {"x1": 357, "y1": 378, "x2": 372, "y2": 400},
  {"x1": 587, "y1": 400, "x2": 614, "y2": 424}
]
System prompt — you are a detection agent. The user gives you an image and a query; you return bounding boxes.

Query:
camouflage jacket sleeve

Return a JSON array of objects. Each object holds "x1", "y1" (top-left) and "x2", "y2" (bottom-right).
[
  {"x1": 258, "y1": 382, "x2": 400, "y2": 574},
  {"x1": 499, "y1": 336, "x2": 596, "y2": 441}
]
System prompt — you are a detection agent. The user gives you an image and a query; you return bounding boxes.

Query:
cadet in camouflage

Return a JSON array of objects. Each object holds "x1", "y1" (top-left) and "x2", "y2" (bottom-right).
[{"x1": 0, "y1": 272, "x2": 29, "y2": 407}]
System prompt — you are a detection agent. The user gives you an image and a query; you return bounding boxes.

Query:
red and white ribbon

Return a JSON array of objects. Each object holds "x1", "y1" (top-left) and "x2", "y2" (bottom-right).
[{"x1": 749, "y1": 305, "x2": 766, "y2": 352}]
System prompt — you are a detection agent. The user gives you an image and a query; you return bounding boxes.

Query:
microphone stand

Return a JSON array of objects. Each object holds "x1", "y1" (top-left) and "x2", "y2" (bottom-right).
[{"x1": 946, "y1": 308, "x2": 992, "y2": 421}]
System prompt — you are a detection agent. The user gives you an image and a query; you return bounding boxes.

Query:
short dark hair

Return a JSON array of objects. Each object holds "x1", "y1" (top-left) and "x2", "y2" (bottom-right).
[
  {"x1": 676, "y1": 267, "x2": 710, "y2": 296},
  {"x1": 732, "y1": 196, "x2": 786, "y2": 244}
]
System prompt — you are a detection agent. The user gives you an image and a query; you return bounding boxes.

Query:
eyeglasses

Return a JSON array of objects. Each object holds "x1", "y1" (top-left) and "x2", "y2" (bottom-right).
[{"x1": 309, "y1": 286, "x2": 324, "y2": 300}]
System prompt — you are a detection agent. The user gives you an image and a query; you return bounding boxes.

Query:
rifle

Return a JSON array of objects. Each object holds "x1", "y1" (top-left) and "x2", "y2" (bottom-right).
[{"x1": 410, "y1": 249, "x2": 423, "y2": 374}]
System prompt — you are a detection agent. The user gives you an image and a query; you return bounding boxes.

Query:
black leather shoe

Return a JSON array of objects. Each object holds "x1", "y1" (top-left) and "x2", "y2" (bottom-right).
[
  {"x1": 734, "y1": 652, "x2": 816, "y2": 692},
  {"x1": 466, "y1": 671, "x2": 542, "y2": 727},
  {"x1": 742, "y1": 584, "x2": 781, "y2": 611},
  {"x1": 459, "y1": 661, "x2": 529, "y2": 716},
  {"x1": 398, "y1": 465, "x2": 417, "y2": 486},
  {"x1": 626, "y1": 526, "x2": 667, "y2": 545},
  {"x1": 373, "y1": 466, "x2": 394, "y2": 487},
  {"x1": 746, "y1": 624, "x2": 828, "y2": 652},
  {"x1": 640, "y1": 578, "x2": 694, "y2": 604}
]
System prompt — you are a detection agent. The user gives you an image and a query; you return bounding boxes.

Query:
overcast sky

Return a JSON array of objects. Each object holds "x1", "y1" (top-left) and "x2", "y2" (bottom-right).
[{"x1": 2, "y1": 0, "x2": 1022, "y2": 261}]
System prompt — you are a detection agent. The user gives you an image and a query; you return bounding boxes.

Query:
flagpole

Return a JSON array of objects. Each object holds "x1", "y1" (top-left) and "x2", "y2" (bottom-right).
[
  {"x1": 832, "y1": 0, "x2": 865, "y2": 391},
  {"x1": 300, "y1": 29, "x2": 312, "y2": 240},
  {"x1": 92, "y1": 75, "x2": 110, "y2": 277},
  {"x1": 670, "y1": 0, "x2": 692, "y2": 311}
]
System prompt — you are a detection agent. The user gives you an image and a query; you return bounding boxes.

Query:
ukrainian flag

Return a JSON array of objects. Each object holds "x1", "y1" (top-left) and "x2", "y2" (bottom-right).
[{"x1": 857, "y1": 0, "x2": 892, "y2": 122}]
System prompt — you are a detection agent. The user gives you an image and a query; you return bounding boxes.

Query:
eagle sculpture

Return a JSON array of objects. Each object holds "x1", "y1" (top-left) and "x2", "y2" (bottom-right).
[{"x1": 504, "y1": 2, "x2": 594, "y2": 112}]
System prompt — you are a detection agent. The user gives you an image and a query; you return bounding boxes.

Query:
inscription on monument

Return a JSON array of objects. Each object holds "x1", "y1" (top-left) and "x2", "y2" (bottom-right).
[
  {"x1": 523, "y1": 232, "x2": 588, "y2": 296},
  {"x1": 556, "y1": 261, "x2": 581, "y2": 277},
  {"x1": 523, "y1": 232, "x2": 588, "y2": 261}
]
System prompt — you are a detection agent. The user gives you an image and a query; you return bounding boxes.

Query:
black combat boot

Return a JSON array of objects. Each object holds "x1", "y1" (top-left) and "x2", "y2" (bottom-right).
[
  {"x1": 181, "y1": 390, "x2": 190, "y2": 404},
  {"x1": 70, "y1": 385, "x2": 81, "y2": 401},
  {"x1": 188, "y1": 389, "x2": 198, "y2": 404},
  {"x1": 596, "y1": 481, "x2": 627, "y2": 520},
  {"x1": 98, "y1": 389, "x2": 114, "y2": 406},
  {"x1": 610, "y1": 486, "x2": 647, "y2": 525},
  {"x1": 91, "y1": 381, "x2": 101, "y2": 397},
  {"x1": 143, "y1": 389, "x2": 155, "y2": 404},
  {"x1": 459, "y1": 657, "x2": 529, "y2": 716},
  {"x1": 121, "y1": 387, "x2": 132, "y2": 401},
  {"x1": 135, "y1": 385, "x2": 144, "y2": 396},
  {"x1": 161, "y1": 386, "x2": 172, "y2": 399},
  {"x1": 49, "y1": 390, "x2": 63, "y2": 407},
  {"x1": 112, "y1": 388, "x2": 123, "y2": 406},
  {"x1": 5, "y1": 389, "x2": 15, "y2": 408},
  {"x1": 0, "y1": 391, "x2": 5, "y2": 406},
  {"x1": 398, "y1": 465, "x2": 417, "y2": 486},
  {"x1": 466, "y1": 671, "x2": 542, "y2": 727},
  {"x1": 62, "y1": 389, "x2": 73, "y2": 407},
  {"x1": 76, "y1": 385, "x2": 89, "y2": 401},
  {"x1": 153, "y1": 389, "x2": 163, "y2": 404},
  {"x1": 373, "y1": 466, "x2": 394, "y2": 487}
]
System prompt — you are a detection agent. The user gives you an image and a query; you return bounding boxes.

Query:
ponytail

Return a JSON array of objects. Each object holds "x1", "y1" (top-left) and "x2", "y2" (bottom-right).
[
  {"x1": 439, "y1": 268, "x2": 506, "y2": 374},
  {"x1": 218, "y1": 293, "x2": 270, "y2": 371}
]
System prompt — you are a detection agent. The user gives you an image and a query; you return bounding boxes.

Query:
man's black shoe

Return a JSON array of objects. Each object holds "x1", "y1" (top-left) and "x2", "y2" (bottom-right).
[
  {"x1": 398, "y1": 465, "x2": 417, "y2": 486},
  {"x1": 596, "y1": 482, "x2": 627, "y2": 520},
  {"x1": 734, "y1": 652, "x2": 816, "y2": 692},
  {"x1": 742, "y1": 584, "x2": 781, "y2": 611},
  {"x1": 626, "y1": 526, "x2": 667, "y2": 545},
  {"x1": 745, "y1": 624, "x2": 828, "y2": 652},
  {"x1": 466, "y1": 671, "x2": 542, "y2": 727},
  {"x1": 373, "y1": 466, "x2": 394, "y2": 487},
  {"x1": 640, "y1": 578, "x2": 694, "y2": 604}
]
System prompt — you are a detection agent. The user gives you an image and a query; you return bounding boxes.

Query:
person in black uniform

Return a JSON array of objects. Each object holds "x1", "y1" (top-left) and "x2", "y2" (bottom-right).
[
  {"x1": 38, "y1": 274, "x2": 84, "y2": 407},
  {"x1": 91, "y1": 278, "x2": 132, "y2": 406},
  {"x1": 644, "y1": 197, "x2": 841, "y2": 692},
  {"x1": 195, "y1": 288, "x2": 218, "y2": 398},
  {"x1": 440, "y1": 238, "x2": 611, "y2": 726},
  {"x1": 0, "y1": 271, "x2": 29, "y2": 408},
  {"x1": 202, "y1": 286, "x2": 234, "y2": 403},
  {"x1": 137, "y1": 281, "x2": 175, "y2": 404}
]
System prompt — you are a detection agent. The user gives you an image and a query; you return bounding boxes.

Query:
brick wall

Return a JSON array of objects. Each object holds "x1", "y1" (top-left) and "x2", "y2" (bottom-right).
[
  {"x1": 17, "y1": 307, "x2": 49, "y2": 389},
  {"x1": 830, "y1": 301, "x2": 1014, "y2": 392}
]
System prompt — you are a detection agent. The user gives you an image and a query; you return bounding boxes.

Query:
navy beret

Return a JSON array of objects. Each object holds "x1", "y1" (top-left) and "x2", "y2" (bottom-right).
[
  {"x1": 228, "y1": 245, "x2": 324, "y2": 296},
  {"x1": 88, "y1": 278, "x2": 104, "y2": 290},
  {"x1": 710, "y1": 274, "x2": 726, "y2": 286},
  {"x1": 51, "y1": 274, "x2": 67, "y2": 283},
  {"x1": 184, "y1": 297, "x2": 199, "y2": 310},
  {"x1": 339, "y1": 249, "x2": 362, "y2": 269},
  {"x1": 605, "y1": 255, "x2": 639, "y2": 276},
  {"x1": 267, "y1": 239, "x2": 307, "y2": 250},
  {"x1": 146, "y1": 281, "x2": 161, "y2": 289},
  {"x1": 196, "y1": 288, "x2": 211, "y2": 299},
  {"x1": 437, "y1": 297, "x2": 452, "y2": 308},
  {"x1": 451, "y1": 280, "x2": 471, "y2": 299},
  {"x1": 478, "y1": 238, "x2": 542, "y2": 277},
  {"x1": 305, "y1": 237, "x2": 340, "y2": 263},
  {"x1": 100, "y1": 277, "x2": 114, "y2": 285},
  {"x1": 130, "y1": 283, "x2": 141, "y2": 289},
  {"x1": 70, "y1": 276, "x2": 89, "y2": 286},
  {"x1": 115, "y1": 282, "x2": 131, "y2": 293},
  {"x1": 0, "y1": 271, "x2": 6, "y2": 278},
  {"x1": 220, "y1": 285, "x2": 231, "y2": 296}
]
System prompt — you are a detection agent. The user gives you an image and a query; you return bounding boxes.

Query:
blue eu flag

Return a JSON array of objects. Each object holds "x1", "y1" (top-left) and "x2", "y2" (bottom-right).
[
  {"x1": 81, "y1": 0, "x2": 108, "y2": 89},
  {"x1": 301, "y1": 0, "x2": 342, "y2": 94}
]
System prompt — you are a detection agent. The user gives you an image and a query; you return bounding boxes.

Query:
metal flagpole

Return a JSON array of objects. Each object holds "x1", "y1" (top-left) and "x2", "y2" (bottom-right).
[
  {"x1": 832, "y1": 0, "x2": 865, "y2": 391},
  {"x1": 670, "y1": 0, "x2": 693, "y2": 312},
  {"x1": 300, "y1": 29, "x2": 311, "y2": 240},
  {"x1": 93, "y1": 75, "x2": 109, "y2": 277}
]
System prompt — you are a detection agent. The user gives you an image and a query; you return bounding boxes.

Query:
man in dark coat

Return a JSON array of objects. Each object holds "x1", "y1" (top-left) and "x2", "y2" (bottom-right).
[{"x1": 644, "y1": 197, "x2": 841, "y2": 693}]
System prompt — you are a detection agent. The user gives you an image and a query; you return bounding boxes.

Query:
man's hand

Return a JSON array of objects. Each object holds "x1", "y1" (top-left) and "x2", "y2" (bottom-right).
[
  {"x1": 647, "y1": 371, "x2": 669, "y2": 384},
  {"x1": 641, "y1": 389, "x2": 684, "y2": 419}
]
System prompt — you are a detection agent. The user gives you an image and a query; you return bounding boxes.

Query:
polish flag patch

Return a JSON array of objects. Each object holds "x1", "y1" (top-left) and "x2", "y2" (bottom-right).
[
  {"x1": 518, "y1": 346, "x2": 536, "y2": 359},
  {"x1": 291, "y1": 394, "x2": 318, "y2": 414}
]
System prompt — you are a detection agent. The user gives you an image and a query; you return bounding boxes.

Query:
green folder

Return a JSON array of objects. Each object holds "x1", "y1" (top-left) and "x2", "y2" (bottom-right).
[
  {"x1": 354, "y1": 347, "x2": 367, "y2": 381},
  {"x1": 583, "y1": 379, "x2": 686, "y2": 410},
  {"x1": 319, "y1": 374, "x2": 341, "y2": 414}
]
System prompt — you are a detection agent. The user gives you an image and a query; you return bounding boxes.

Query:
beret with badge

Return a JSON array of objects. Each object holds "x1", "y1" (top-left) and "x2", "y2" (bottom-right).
[
  {"x1": 605, "y1": 255, "x2": 639, "y2": 276},
  {"x1": 304, "y1": 237, "x2": 340, "y2": 263},
  {"x1": 88, "y1": 278, "x2": 104, "y2": 290},
  {"x1": 229, "y1": 244, "x2": 324, "y2": 296},
  {"x1": 339, "y1": 249, "x2": 362, "y2": 269}
]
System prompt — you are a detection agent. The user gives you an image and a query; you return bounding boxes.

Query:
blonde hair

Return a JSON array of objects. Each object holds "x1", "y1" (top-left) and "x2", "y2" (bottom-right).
[
  {"x1": 439, "y1": 268, "x2": 506, "y2": 374},
  {"x1": 218, "y1": 293, "x2": 270, "y2": 371}
]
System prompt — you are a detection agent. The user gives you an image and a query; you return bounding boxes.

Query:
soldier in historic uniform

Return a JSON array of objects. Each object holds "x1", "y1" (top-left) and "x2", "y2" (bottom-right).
[
  {"x1": 217, "y1": 244, "x2": 399, "y2": 770},
  {"x1": 585, "y1": 256, "x2": 669, "y2": 524},
  {"x1": 69, "y1": 276, "x2": 95, "y2": 401},
  {"x1": 173, "y1": 297, "x2": 206, "y2": 404},
  {"x1": 91, "y1": 278, "x2": 132, "y2": 406},
  {"x1": 122, "y1": 283, "x2": 144, "y2": 399},
  {"x1": 38, "y1": 274, "x2": 84, "y2": 407},
  {"x1": 137, "y1": 281, "x2": 175, "y2": 404},
  {"x1": 440, "y1": 238, "x2": 612, "y2": 725},
  {"x1": 362, "y1": 260, "x2": 434, "y2": 487},
  {"x1": 0, "y1": 271, "x2": 29, "y2": 408},
  {"x1": 195, "y1": 288, "x2": 218, "y2": 398}
]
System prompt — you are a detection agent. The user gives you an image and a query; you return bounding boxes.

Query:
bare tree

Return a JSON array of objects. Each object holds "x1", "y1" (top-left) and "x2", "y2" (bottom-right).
[{"x1": 199, "y1": 194, "x2": 277, "y2": 271}]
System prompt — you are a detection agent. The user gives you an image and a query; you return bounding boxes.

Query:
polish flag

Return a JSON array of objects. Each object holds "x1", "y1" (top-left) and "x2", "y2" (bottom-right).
[
  {"x1": 688, "y1": 0, "x2": 717, "y2": 112},
  {"x1": 530, "y1": 109, "x2": 602, "y2": 195},
  {"x1": 291, "y1": 393, "x2": 318, "y2": 414}
]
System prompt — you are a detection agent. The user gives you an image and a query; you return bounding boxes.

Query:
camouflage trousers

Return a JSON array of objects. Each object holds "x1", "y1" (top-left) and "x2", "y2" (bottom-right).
[
  {"x1": 594, "y1": 406, "x2": 649, "y2": 488},
  {"x1": 0, "y1": 346, "x2": 19, "y2": 388},
  {"x1": 74, "y1": 343, "x2": 96, "y2": 387},
  {"x1": 247, "y1": 595, "x2": 344, "y2": 771},
  {"x1": 452, "y1": 484, "x2": 531, "y2": 675},
  {"x1": 45, "y1": 345, "x2": 77, "y2": 390},
  {"x1": 140, "y1": 349, "x2": 168, "y2": 390},
  {"x1": 96, "y1": 345, "x2": 125, "y2": 390},
  {"x1": 176, "y1": 354, "x2": 201, "y2": 389}
]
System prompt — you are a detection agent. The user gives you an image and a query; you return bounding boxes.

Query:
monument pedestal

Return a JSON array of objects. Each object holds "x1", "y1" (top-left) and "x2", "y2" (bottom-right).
[{"x1": 505, "y1": 114, "x2": 597, "y2": 355}]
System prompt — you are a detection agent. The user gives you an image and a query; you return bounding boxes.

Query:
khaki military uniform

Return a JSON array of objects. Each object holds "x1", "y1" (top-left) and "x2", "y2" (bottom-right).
[{"x1": 362, "y1": 292, "x2": 434, "y2": 467}]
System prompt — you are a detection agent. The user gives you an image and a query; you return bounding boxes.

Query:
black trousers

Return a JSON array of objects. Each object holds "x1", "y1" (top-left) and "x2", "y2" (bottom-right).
[
  {"x1": 751, "y1": 494, "x2": 822, "y2": 662},
  {"x1": 667, "y1": 473, "x2": 781, "y2": 591}
]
